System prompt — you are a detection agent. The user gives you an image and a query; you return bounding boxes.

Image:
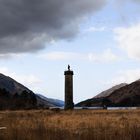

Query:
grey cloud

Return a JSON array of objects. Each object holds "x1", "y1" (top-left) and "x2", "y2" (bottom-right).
[
  {"x1": 116, "y1": 0, "x2": 140, "y2": 5},
  {"x1": 0, "y1": 0, "x2": 107, "y2": 54},
  {"x1": 130, "y1": 0, "x2": 140, "y2": 3}
]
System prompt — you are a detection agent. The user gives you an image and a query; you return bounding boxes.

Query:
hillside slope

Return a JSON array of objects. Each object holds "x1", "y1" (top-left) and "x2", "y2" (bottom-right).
[
  {"x1": 0, "y1": 73, "x2": 61, "y2": 109},
  {"x1": 77, "y1": 81, "x2": 140, "y2": 107},
  {"x1": 0, "y1": 73, "x2": 31, "y2": 95},
  {"x1": 107, "y1": 80, "x2": 140, "y2": 106},
  {"x1": 94, "y1": 83, "x2": 127, "y2": 98},
  {"x1": 37, "y1": 94, "x2": 64, "y2": 107}
]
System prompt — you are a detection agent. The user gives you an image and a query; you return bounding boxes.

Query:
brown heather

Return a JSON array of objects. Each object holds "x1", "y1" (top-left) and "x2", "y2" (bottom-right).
[{"x1": 0, "y1": 109, "x2": 140, "y2": 140}]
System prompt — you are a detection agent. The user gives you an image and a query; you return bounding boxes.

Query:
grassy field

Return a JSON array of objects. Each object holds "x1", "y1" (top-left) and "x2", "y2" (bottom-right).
[{"x1": 0, "y1": 109, "x2": 140, "y2": 140}]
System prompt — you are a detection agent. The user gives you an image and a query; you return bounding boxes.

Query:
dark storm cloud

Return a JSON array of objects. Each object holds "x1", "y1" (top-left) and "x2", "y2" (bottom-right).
[{"x1": 0, "y1": 0, "x2": 107, "y2": 54}]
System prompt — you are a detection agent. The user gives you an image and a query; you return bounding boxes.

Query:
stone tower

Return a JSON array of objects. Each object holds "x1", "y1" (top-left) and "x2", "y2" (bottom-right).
[{"x1": 64, "y1": 65, "x2": 74, "y2": 110}]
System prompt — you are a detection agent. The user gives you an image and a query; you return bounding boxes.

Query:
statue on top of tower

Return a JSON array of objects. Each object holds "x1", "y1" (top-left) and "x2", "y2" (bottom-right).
[{"x1": 68, "y1": 65, "x2": 70, "y2": 71}]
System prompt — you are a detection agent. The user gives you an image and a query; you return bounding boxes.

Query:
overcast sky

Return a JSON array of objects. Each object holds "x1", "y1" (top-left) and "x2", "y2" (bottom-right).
[{"x1": 0, "y1": 0, "x2": 140, "y2": 103}]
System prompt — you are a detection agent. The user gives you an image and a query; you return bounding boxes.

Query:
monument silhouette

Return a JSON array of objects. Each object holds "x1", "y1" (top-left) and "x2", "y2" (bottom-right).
[{"x1": 64, "y1": 65, "x2": 74, "y2": 110}]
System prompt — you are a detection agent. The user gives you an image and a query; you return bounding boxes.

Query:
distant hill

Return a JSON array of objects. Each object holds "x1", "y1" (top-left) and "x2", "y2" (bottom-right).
[
  {"x1": 76, "y1": 81, "x2": 140, "y2": 107},
  {"x1": 0, "y1": 73, "x2": 63, "y2": 110},
  {"x1": 36, "y1": 94, "x2": 64, "y2": 107}
]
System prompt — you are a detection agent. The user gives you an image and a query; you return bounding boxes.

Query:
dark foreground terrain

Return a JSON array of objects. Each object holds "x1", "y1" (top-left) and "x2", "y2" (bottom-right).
[{"x1": 0, "y1": 109, "x2": 140, "y2": 140}]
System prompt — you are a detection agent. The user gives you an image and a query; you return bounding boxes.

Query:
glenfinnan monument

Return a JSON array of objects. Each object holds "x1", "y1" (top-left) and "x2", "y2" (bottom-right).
[{"x1": 64, "y1": 65, "x2": 74, "y2": 110}]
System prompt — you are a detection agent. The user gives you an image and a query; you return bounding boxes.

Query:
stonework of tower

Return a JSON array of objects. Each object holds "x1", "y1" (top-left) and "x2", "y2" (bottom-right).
[{"x1": 64, "y1": 66, "x2": 74, "y2": 110}]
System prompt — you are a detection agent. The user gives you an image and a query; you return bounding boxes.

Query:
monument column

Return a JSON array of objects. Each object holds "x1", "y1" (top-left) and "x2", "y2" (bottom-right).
[{"x1": 64, "y1": 65, "x2": 74, "y2": 110}]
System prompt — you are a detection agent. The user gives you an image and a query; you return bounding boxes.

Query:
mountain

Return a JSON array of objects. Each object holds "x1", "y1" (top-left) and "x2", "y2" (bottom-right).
[
  {"x1": 0, "y1": 73, "x2": 31, "y2": 95},
  {"x1": 107, "y1": 80, "x2": 140, "y2": 106},
  {"x1": 36, "y1": 95, "x2": 56, "y2": 108},
  {"x1": 94, "y1": 83, "x2": 127, "y2": 98},
  {"x1": 0, "y1": 73, "x2": 37, "y2": 109},
  {"x1": 0, "y1": 87, "x2": 37, "y2": 110},
  {"x1": 36, "y1": 94, "x2": 64, "y2": 107},
  {"x1": 76, "y1": 81, "x2": 140, "y2": 107},
  {"x1": 0, "y1": 73, "x2": 62, "y2": 110}
]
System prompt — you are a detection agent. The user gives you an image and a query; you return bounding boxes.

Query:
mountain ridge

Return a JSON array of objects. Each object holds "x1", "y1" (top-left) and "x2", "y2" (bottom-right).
[
  {"x1": 76, "y1": 80, "x2": 140, "y2": 107},
  {"x1": 94, "y1": 83, "x2": 127, "y2": 98},
  {"x1": 0, "y1": 73, "x2": 63, "y2": 109},
  {"x1": 0, "y1": 73, "x2": 31, "y2": 95}
]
